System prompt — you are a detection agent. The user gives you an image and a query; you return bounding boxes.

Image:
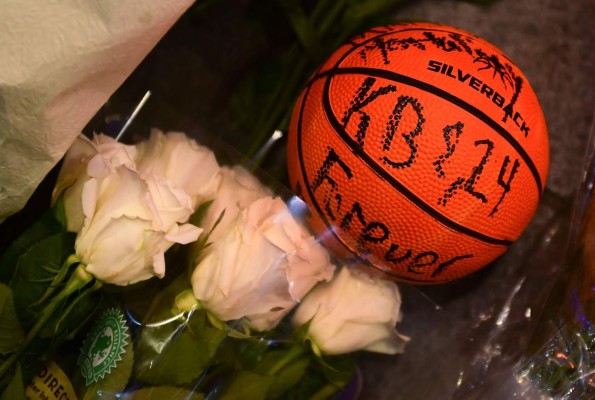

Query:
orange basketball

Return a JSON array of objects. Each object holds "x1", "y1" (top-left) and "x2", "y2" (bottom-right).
[{"x1": 286, "y1": 22, "x2": 549, "y2": 284}]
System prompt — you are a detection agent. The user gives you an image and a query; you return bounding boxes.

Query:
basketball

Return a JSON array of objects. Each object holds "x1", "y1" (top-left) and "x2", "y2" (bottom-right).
[{"x1": 286, "y1": 22, "x2": 549, "y2": 284}]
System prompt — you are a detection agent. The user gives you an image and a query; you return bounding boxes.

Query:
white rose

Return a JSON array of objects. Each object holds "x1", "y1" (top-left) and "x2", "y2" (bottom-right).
[
  {"x1": 136, "y1": 129, "x2": 221, "y2": 208},
  {"x1": 76, "y1": 164, "x2": 201, "y2": 285},
  {"x1": 191, "y1": 196, "x2": 335, "y2": 331},
  {"x1": 200, "y1": 165, "x2": 272, "y2": 242},
  {"x1": 53, "y1": 134, "x2": 137, "y2": 232},
  {"x1": 56, "y1": 133, "x2": 202, "y2": 286},
  {"x1": 292, "y1": 267, "x2": 410, "y2": 355}
]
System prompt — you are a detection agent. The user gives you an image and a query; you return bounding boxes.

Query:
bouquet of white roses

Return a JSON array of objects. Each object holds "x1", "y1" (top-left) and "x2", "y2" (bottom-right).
[{"x1": 0, "y1": 129, "x2": 409, "y2": 399}]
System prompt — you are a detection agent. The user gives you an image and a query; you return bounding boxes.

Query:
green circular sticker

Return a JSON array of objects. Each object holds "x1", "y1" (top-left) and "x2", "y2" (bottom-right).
[{"x1": 77, "y1": 308, "x2": 129, "y2": 386}]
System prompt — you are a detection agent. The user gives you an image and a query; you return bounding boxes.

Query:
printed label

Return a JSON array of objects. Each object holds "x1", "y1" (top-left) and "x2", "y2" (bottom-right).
[
  {"x1": 25, "y1": 361, "x2": 77, "y2": 400},
  {"x1": 77, "y1": 308, "x2": 128, "y2": 386}
]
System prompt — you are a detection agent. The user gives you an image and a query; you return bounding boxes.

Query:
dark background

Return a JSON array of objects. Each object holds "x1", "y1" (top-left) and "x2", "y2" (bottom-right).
[{"x1": 79, "y1": 0, "x2": 595, "y2": 398}]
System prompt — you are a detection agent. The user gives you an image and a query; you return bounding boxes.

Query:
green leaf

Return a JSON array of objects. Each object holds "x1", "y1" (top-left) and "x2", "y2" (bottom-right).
[
  {"x1": 239, "y1": 344, "x2": 309, "y2": 398},
  {"x1": 141, "y1": 273, "x2": 193, "y2": 323},
  {"x1": 0, "y1": 362, "x2": 25, "y2": 400},
  {"x1": 318, "y1": 354, "x2": 356, "y2": 389},
  {"x1": 215, "y1": 335, "x2": 270, "y2": 371},
  {"x1": 120, "y1": 386, "x2": 205, "y2": 400},
  {"x1": 134, "y1": 309, "x2": 227, "y2": 386},
  {"x1": 0, "y1": 283, "x2": 24, "y2": 355},
  {"x1": 9, "y1": 232, "x2": 76, "y2": 331},
  {"x1": 213, "y1": 342, "x2": 310, "y2": 399},
  {"x1": 40, "y1": 280, "x2": 102, "y2": 340},
  {"x1": 276, "y1": 353, "x2": 356, "y2": 400},
  {"x1": 217, "y1": 370, "x2": 275, "y2": 400},
  {"x1": 293, "y1": 318, "x2": 312, "y2": 343},
  {"x1": 189, "y1": 199, "x2": 214, "y2": 228},
  {"x1": 0, "y1": 205, "x2": 66, "y2": 284},
  {"x1": 266, "y1": 355, "x2": 310, "y2": 399}
]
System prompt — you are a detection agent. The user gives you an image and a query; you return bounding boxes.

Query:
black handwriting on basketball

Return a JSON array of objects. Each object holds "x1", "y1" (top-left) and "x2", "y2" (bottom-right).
[
  {"x1": 341, "y1": 77, "x2": 396, "y2": 147},
  {"x1": 310, "y1": 145, "x2": 474, "y2": 279},
  {"x1": 438, "y1": 138, "x2": 493, "y2": 207},
  {"x1": 311, "y1": 147, "x2": 353, "y2": 221},
  {"x1": 433, "y1": 122, "x2": 464, "y2": 178},
  {"x1": 340, "y1": 76, "x2": 520, "y2": 216},
  {"x1": 381, "y1": 95, "x2": 425, "y2": 169},
  {"x1": 490, "y1": 156, "x2": 521, "y2": 216}
]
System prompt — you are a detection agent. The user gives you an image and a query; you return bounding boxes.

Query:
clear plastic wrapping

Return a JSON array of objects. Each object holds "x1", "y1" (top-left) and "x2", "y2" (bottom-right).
[
  {"x1": 446, "y1": 116, "x2": 595, "y2": 399},
  {"x1": 0, "y1": 120, "x2": 424, "y2": 399}
]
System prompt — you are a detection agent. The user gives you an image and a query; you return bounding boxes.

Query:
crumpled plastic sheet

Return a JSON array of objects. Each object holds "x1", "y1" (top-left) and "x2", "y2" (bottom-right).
[{"x1": 357, "y1": 113, "x2": 595, "y2": 399}]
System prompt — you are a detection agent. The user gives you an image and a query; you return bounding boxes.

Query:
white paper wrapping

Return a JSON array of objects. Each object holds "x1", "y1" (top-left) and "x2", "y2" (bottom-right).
[{"x1": 0, "y1": 0, "x2": 195, "y2": 222}]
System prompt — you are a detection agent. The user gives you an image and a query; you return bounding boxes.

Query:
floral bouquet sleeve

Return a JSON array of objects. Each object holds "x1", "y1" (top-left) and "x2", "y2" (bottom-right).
[{"x1": 0, "y1": 129, "x2": 410, "y2": 400}]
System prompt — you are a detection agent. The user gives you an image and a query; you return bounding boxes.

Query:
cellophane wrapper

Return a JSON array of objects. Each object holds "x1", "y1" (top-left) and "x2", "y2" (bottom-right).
[
  {"x1": 3, "y1": 121, "x2": 419, "y2": 400},
  {"x1": 435, "y1": 116, "x2": 595, "y2": 400}
]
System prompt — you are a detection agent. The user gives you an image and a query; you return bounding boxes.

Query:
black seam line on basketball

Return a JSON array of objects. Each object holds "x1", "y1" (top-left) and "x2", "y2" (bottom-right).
[
  {"x1": 295, "y1": 81, "x2": 444, "y2": 280},
  {"x1": 295, "y1": 82, "x2": 377, "y2": 268},
  {"x1": 357, "y1": 258, "x2": 447, "y2": 282},
  {"x1": 320, "y1": 72, "x2": 514, "y2": 247},
  {"x1": 321, "y1": 66, "x2": 544, "y2": 196}
]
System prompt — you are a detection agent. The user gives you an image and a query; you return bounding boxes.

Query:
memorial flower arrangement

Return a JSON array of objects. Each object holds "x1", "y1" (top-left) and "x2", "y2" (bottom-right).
[
  {"x1": 0, "y1": 1, "x2": 508, "y2": 398},
  {"x1": 0, "y1": 130, "x2": 409, "y2": 399}
]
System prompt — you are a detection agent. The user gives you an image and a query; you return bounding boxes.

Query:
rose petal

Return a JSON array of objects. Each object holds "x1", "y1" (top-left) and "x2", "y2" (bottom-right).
[
  {"x1": 292, "y1": 267, "x2": 409, "y2": 355},
  {"x1": 191, "y1": 195, "x2": 335, "y2": 331}
]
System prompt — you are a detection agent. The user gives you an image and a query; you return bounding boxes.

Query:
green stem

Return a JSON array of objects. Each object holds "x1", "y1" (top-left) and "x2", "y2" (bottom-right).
[
  {"x1": 0, "y1": 263, "x2": 93, "y2": 378},
  {"x1": 32, "y1": 254, "x2": 80, "y2": 307},
  {"x1": 267, "y1": 344, "x2": 306, "y2": 376},
  {"x1": 59, "y1": 279, "x2": 104, "y2": 339},
  {"x1": 310, "y1": 384, "x2": 342, "y2": 400}
]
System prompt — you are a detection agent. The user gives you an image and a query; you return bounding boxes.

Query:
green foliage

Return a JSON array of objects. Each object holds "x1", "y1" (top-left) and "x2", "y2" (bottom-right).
[
  {"x1": 0, "y1": 284, "x2": 25, "y2": 398},
  {"x1": 134, "y1": 307, "x2": 227, "y2": 386},
  {"x1": 259, "y1": 349, "x2": 311, "y2": 398},
  {"x1": 279, "y1": 354, "x2": 356, "y2": 400},
  {"x1": 212, "y1": 343, "x2": 310, "y2": 399},
  {"x1": 0, "y1": 283, "x2": 24, "y2": 356},
  {"x1": 0, "y1": 363, "x2": 24, "y2": 400},
  {"x1": 9, "y1": 232, "x2": 75, "y2": 329},
  {"x1": 0, "y1": 204, "x2": 65, "y2": 284},
  {"x1": 0, "y1": 205, "x2": 101, "y2": 389},
  {"x1": 218, "y1": 370, "x2": 276, "y2": 400}
]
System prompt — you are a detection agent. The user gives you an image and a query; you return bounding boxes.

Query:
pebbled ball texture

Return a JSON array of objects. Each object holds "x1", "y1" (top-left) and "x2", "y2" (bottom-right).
[{"x1": 286, "y1": 22, "x2": 549, "y2": 284}]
